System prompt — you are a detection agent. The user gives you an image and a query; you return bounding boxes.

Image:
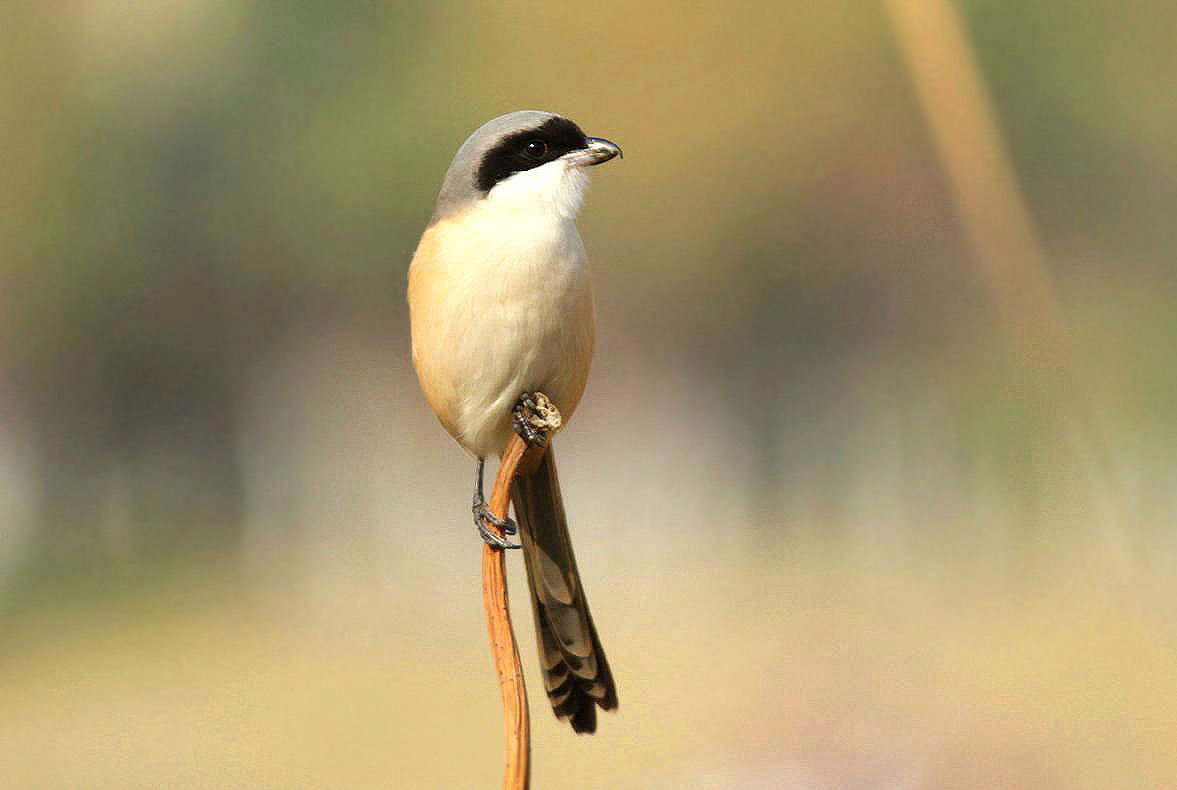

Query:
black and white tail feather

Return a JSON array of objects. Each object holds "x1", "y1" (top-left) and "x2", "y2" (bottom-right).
[{"x1": 510, "y1": 444, "x2": 617, "y2": 733}]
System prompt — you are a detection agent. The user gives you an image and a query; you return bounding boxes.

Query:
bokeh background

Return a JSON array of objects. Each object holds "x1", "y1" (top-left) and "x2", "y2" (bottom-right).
[{"x1": 3, "y1": 1, "x2": 1176, "y2": 787}]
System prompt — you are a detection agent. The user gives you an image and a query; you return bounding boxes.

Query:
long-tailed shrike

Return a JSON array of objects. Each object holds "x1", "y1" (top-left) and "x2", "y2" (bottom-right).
[{"x1": 407, "y1": 111, "x2": 620, "y2": 733}]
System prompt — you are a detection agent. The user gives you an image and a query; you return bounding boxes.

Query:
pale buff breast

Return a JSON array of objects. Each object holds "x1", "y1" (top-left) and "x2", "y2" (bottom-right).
[{"x1": 408, "y1": 211, "x2": 595, "y2": 457}]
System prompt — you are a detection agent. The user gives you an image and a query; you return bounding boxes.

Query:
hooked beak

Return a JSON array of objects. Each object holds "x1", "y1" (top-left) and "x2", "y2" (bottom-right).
[{"x1": 565, "y1": 137, "x2": 622, "y2": 167}]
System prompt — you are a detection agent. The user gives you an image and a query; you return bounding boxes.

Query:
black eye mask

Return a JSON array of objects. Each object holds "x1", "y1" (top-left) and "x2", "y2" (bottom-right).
[{"x1": 475, "y1": 117, "x2": 589, "y2": 193}]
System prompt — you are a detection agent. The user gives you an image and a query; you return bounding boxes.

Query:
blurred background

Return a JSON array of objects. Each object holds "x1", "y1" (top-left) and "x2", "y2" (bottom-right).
[{"x1": 3, "y1": 1, "x2": 1176, "y2": 787}]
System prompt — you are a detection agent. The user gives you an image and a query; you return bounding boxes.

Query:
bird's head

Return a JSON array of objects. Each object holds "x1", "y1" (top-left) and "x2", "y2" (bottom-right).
[{"x1": 432, "y1": 111, "x2": 621, "y2": 223}]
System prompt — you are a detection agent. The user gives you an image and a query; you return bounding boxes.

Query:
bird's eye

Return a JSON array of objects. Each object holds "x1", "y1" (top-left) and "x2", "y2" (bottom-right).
[{"x1": 523, "y1": 140, "x2": 547, "y2": 159}]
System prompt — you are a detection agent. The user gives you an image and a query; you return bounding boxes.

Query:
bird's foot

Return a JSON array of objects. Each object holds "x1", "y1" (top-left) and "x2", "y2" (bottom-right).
[
  {"x1": 513, "y1": 392, "x2": 562, "y2": 448},
  {"x1": 474, "y1": 499, "x2": 520, "y2": 550}
]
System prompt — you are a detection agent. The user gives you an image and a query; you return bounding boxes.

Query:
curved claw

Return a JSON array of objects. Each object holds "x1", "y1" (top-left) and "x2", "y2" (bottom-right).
[
  {"x1": 474, "y1": 501, "x2": 516, "y2": 535},
  {"x1": 474, "y1": 502, "x2": 520, "y2": 549},
  {"x1": 478, "y1": 520, "x2": 521, "y2": 550}
]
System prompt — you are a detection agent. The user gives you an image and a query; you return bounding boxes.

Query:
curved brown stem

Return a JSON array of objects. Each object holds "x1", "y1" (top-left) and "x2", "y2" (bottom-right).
[{"x1": 483, "y1": 429, "x2": 549, "y2": 790}]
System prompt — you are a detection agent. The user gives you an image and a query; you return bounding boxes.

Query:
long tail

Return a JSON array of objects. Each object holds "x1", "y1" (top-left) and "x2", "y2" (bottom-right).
[{"x1": 510, "y1": 443, "x2": 617, "y2": 733}]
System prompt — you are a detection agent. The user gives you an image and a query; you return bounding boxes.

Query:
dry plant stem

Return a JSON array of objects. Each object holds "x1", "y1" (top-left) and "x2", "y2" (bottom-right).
[{"x1": 483, "y1": 431, "x2": 546, "y2": 790}]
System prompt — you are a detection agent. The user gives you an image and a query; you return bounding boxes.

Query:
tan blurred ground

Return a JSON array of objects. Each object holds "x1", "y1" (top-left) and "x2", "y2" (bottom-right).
[{"x1": 4, "y1": 540, "x2": 1176, "y2": 789}]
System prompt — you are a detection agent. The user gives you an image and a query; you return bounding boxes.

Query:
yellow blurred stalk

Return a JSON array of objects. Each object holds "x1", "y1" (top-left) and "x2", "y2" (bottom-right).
[{"x1": 884, "y1": 0, "x2": 1129, "y2": 564}]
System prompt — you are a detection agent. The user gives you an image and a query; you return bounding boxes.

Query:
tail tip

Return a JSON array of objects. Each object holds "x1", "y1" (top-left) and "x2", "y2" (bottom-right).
[{"x1": 570, "y1": 704, "x2": 597, "y2": 734}]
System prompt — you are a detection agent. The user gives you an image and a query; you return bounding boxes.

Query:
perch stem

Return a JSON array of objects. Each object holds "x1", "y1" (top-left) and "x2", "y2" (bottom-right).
[{"x1": 483, "y1": 411, "x2": 552, "y2": 790}]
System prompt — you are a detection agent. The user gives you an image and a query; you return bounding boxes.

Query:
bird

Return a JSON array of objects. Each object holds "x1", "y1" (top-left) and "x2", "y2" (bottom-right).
[{"x1": 407, "y1": 111, "x2": 621, "y2": 733}]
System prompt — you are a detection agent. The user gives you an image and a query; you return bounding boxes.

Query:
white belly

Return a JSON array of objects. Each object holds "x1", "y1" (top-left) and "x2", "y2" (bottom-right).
[{"x1": 408, "y1": 210, "x2": 595, "y2": 457}]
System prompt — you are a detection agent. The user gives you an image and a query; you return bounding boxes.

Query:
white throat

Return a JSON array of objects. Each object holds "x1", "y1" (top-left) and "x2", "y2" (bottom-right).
[{"x1": 484, "y1": 159, "x2": 590, "y2": 221}]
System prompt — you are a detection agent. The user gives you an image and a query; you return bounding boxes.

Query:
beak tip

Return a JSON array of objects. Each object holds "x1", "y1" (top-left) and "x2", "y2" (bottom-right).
[{"x1": 582, "y1": 136, "x2": 622, "y2": 165}]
